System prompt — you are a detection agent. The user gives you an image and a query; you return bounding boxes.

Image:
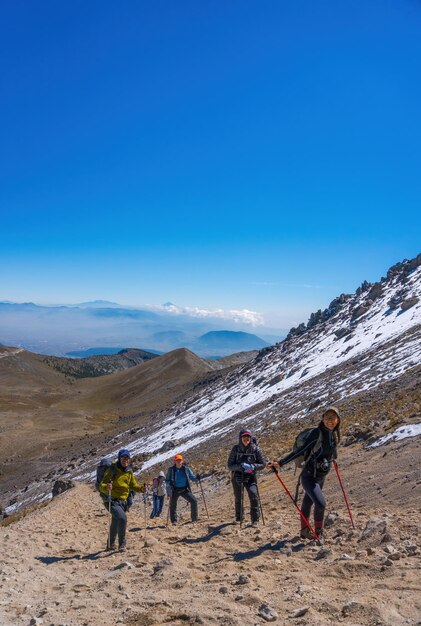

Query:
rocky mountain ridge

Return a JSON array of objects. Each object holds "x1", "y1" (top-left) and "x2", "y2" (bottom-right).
[
  {"x1": 42, "y1": 348, "x2": 159, "y2": 378},
  {"x1": 2, "y1": 254, "x2": 420, "y2": 517}
]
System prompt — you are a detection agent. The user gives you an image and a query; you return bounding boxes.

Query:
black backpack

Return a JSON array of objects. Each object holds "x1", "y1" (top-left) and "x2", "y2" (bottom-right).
[
  {"x1": 292, "y1": 427, "x2": 322, "y2": 469},
  {"x1": 95, "y1": 458, "x2": 116, "y2": 491}
]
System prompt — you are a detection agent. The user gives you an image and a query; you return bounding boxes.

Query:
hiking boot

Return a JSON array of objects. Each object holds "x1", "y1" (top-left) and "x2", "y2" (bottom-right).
[
  {"x1": 300, "y1": 527, "x2": 313, "y2": 540},
  {"x1": 106, "y1": 542, "x2": 116, "y2": 551},
  {"x1": 118, "y1": 542, "x2": 127, "y2": 552},
  {"x1": 250, "y1": 521, "x2": 259, "y2": 528}
]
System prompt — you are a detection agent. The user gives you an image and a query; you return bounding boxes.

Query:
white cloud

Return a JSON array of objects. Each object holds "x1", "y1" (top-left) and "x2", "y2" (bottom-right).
[{"x1": 147, "y1": 303, "x2": 265, "y2": 326}]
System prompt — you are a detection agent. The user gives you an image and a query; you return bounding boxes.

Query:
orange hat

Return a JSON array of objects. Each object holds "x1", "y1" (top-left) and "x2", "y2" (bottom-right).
[{"x1": 174, "y1": 453, "x2": 183, "y2": 461}]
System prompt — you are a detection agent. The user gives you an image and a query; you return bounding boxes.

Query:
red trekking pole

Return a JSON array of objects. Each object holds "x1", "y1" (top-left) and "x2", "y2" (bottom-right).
[
  {"x1": 333, "y1": 461, "x2": 355, "y2": 529},
  {"x1": 271, "y1": 467, "x2": 320, "y2": 542}
]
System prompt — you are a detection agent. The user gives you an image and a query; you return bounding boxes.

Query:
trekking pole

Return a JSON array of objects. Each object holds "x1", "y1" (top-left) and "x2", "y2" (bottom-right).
[
  {"x1": 333, "y1": 461, "x2": 355, "y2": 529},
  {"x1": 107, "y1": 493, "x2": 112, "y2": 549},
  {"x1": 198, "y1": 477, "x2": 209, "y2": 519},
  {"x1": 166, "y1": 493, "x2": 171, "y2": 527},
  {"x1": 143, "y1": 490, "x2": 148, "y2": 543},
  {"x1": 240, "y1": 472, "x2": 244, "y2": 529},
  {"x1": 255, "y1": 482, "x2": 265, "y2": 526},
  {"x1": 271, "y1": 467, "x2": 319, "y2": 542}
]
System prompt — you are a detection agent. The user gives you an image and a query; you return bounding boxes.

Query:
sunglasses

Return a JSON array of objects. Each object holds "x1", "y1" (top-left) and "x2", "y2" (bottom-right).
[{"x1": 241, "y1": 435, "x2": 251, "y2": 439}]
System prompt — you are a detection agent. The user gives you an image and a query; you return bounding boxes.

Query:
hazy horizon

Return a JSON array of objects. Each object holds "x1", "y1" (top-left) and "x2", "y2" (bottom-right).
[{"x1": 1, "y1": 1, "x2": 420, "y2": 328}]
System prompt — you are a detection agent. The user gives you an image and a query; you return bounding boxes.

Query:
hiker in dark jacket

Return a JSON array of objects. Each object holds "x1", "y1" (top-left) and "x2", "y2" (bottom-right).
[
  {"x1": 227, "y1": 429, "x2": 267, "y2": 526},
  {"x1": 166, "y1": 454, "x2": 199, "y2": 524},
  {"x1": 99, "y1": 448, "x2": 145, "y2": 552},
  {"x1": 270, "y1": 406, "x2": 341, "y2": 539}
]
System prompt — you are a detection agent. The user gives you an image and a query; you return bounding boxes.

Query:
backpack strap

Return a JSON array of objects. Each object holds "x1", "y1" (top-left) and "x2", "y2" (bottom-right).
[{"x1": 303, "y1": 429, "x2": 323, "y2": 476}]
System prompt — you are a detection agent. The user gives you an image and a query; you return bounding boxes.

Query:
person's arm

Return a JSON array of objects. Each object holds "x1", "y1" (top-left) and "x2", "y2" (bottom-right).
[
  {"x1": 129, "y1": 472, "x2": 146, "y2": 493},
  {"x1": 227, "y1": 446, "x2": 242, "y2": 471},
  {"x1": 253, "y1": 446, "x2": 267, "y2": 472},
  {"x1": 165, "y1": 468, "x2": 173, "y2": 496},
  {"x1": 278, "y1": 429, "x2": 320, "y2": 467},
  {"x1": 186, "y1": 466, "x2": 198, "y2": 483}
]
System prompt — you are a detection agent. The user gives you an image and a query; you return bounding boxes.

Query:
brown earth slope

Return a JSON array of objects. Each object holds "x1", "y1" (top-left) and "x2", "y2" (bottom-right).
[
  {"x1": 0, "y1": 346, "x2": 217, "y2": 476},
  {"x1": 0, "y1": 435, "x2": 420, "y2": 626},
  {"x1": 77, "y1": 348, "x2": 216, "y2": 414}
]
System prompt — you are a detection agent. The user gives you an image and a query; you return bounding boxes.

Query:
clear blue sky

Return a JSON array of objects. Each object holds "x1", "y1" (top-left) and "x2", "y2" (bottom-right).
[{"x1": 1, "y1": 0, "x2": 420, "y2": 328}]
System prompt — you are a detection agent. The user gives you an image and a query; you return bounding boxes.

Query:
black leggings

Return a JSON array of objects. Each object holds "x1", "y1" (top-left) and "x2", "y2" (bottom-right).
[
  {"x1": 300, "y1": 471, "x2": 326, "y2": 531},
  {"x1": 232, "y1": 477, "x2": 260, "y2": 523}
]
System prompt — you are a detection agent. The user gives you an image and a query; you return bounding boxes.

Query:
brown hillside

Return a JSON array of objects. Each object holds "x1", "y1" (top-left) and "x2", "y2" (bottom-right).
[
  {"x1": 0, "y1": 346, "x2": 217, "y2": 486},
  {"x1": 77, "y1": 348, "x2": 215, "y2": 414}
]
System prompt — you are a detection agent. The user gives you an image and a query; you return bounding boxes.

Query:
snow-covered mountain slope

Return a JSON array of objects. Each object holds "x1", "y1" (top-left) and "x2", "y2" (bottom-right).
[
  {"x1": 117, "y1": 258, "x2": 420, "y2": 468},
  {"x1": 4, "y1": 255, "x2": 421, "y2": 514}
]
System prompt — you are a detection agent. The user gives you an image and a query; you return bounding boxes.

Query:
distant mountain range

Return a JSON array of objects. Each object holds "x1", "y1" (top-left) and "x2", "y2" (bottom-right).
[
  {"x1": 1, "y1": 253, "x2": 420, "y2": 516},
  {"x1": 62, "y1": 331, "x2": 269, "y2": 360},
  {"x1": 186, "y1": 330, "x2": 269, "y2": 356},
  {"x1": 0, "y1": 301, "x2": 281, "y2": 357}
]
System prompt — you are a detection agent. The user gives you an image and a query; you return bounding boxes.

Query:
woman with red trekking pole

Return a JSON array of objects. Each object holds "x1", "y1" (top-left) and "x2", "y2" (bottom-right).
[{"x1": 269, "y1": 406, "x2": 342, "y2": 540}]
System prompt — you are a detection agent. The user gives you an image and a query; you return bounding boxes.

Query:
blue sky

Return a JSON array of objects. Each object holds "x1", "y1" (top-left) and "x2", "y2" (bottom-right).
[{"x1": 1, "y1": 0, "x2": 420, "y2": 328}]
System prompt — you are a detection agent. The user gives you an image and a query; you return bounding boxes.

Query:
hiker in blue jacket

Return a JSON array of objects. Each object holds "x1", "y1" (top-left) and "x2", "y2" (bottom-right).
[
  {"x1": 166, "y1": 454, "x2": 200, "y2": 524},
  {"x1": 270, "y1": 406, "x2": 341, "y2": 539}
]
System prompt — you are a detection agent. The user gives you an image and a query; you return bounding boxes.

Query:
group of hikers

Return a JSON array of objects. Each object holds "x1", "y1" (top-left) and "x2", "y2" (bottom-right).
[{"x1": 98, "y1": 406, "x2": 345, "y2": 552}]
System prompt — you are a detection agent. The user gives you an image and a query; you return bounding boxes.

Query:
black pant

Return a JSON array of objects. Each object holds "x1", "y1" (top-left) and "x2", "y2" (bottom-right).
[
  {"x1": 103, "y1": 499, "x2": 127, "y2": 546},
  {"x1": 169, "y1": 488, "x2": 198, "y2": 523},
  {"x1": 300, "y1": 470, "x2": 326, "y2": 530},
  {"x1": 232, "y1": 476, "x2": 259, "y2": 523}
]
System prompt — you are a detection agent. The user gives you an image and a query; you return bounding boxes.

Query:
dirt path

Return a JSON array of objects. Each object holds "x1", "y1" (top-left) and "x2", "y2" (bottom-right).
[{"x1": 1, "y1": 442, "x2": 420, "y2": 626}]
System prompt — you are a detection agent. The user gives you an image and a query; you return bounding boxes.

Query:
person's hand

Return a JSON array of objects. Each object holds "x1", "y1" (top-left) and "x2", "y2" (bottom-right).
[
  {"x1": 267, "y1": 461, "x2": 280, "y2": 470},
  {"x1": 196, "y1": 473, "x2": 201, "y2": 481},
  {"x1": 106, "y1": 481, "x2": 113, "y2": 492}
]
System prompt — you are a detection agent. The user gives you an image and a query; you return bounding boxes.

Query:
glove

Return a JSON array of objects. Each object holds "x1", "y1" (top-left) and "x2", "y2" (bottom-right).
[
  {"x1": 196, "y1": 473, "x2": 201, "y2": 481},
  {"x1": 241, "y1": 463, "x2": 255, "y2": 474}
]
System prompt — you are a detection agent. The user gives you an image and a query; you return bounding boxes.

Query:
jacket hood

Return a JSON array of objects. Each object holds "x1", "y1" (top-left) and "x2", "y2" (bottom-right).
[
  {"x1": 158, "y1": 471, "x2": 166, "y2": 478},
  {"x1": 238, "y1": 429, "x2": 253, "y2": 446}
]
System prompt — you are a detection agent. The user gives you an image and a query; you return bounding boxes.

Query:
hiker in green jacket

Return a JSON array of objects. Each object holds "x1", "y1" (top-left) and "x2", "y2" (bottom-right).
[{"x1": 99, "y1": 448, "x2": 145, "y2": 552}]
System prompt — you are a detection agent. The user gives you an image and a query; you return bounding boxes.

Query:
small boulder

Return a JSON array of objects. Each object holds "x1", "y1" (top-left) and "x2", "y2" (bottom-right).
[
  {"x1": 112, "y1": 561, "x2": 134, "y2": 571},
  {"x1": 358, "y1": 517, "x2": 387, "y2": 546},
  {"x1": 236, "y1": 574, "x2": 249, "y2": 585},
  {"x1": 258, "y1": 603, "x2": 278, "y2": 622},
  {"x1": 314, "y1": 547, "x2": 332, "y2": 561},
  {"x1": 52, "y1": 479, "x2": 75, "y2": 497},
  {"x1": 324, "y1": 511, "x2": 339, "y2": 528},
  {"x1": 288, "y1": 607, "x2": 309, "y2": 618}
]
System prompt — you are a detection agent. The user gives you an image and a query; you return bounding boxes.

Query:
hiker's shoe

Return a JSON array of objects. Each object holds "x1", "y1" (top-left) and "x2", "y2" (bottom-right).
[
  {"x1": 300, "y1": 528, "x2": 313, "y2": 540},
  {"x1": 250, "y1": 521, "x2": 259, "y2": 528},
  {"x1": 106, "y1": 542, "x2": 116, "y2": 551},
  {"x1": 118, "y1": 542, "x2": 127, "y2": 552},
  {"x1": 316, "y1": 529, "x2": 324, "y2": 541}
]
